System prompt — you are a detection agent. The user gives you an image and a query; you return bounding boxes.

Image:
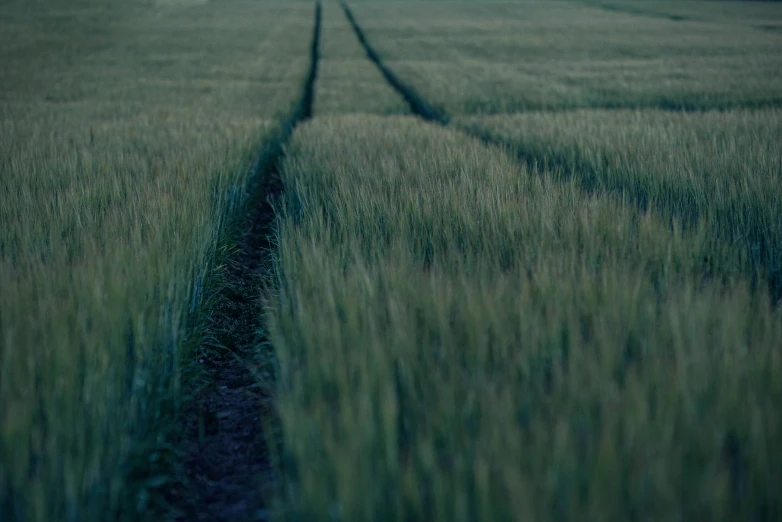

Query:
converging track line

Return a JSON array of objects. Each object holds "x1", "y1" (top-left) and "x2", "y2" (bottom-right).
[
  {"x1": 167, "y1": 3, "x2": 321, "y2": 521},
  {"x1": 340, "y1": 2, "x2": 448, "y2": 124}
]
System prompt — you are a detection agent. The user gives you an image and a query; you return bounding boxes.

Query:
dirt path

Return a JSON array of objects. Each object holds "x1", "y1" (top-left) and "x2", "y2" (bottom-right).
[{"x1": 166, "y1": 4, "x2": 321, "y2": 521}]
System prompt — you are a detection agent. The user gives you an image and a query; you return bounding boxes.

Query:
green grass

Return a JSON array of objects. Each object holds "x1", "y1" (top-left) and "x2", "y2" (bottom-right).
[
  {"x1": 0, "y1": 1, "x2": 313, "y2": 520},
  {"x1": 4, "y1": 0, "x2": 782, "y2": 520},
  {"x1": 269, "y1": 115, "x2": 782, "y2": 521},
  {"x1": 459, "y1": 108, "x2": 782, "y2": 298},
  {"x1": 315, "y1": 2, "x2": 408, "y2": 115},
  {"x1": 580, "y1": 0, "x2": 782, "y2": 29},
  {"x1": 349, "y1": 0, "x2": 782, "y2": 113}
]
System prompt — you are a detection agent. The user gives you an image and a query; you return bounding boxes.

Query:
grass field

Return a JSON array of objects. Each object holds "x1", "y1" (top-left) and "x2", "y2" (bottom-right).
[
  {"x1": 580, "y1": 0, "x2": 782, "y2": 28},
  {"x1": 0, "y1": 0, "x2": 313, "y2": 519},
  {"x1": 270, "y1": 114, "x2": 781, "y2": 521},
  {"x1": 2, "y1": 0, "x2": 781, "y2": 521},
  {"x1": 349, "y1": 0, "x2": 782, "y2": 112},
  {"x1": 459, "y1": 109, "x2": 782, "y2": 299}
]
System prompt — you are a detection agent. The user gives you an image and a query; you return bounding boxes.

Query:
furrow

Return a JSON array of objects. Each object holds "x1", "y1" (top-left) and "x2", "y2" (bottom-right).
[
  {"x1": 165, "y1": 3, "x2": 321, "y2": 521},
  {"x1": 340, "y1": 1, "x2": 448, "y2": 124}
]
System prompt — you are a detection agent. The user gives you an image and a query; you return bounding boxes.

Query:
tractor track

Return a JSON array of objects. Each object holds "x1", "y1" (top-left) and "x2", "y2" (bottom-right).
[
  {"x1": 585, "y1": 1, "x2": 692, "y2": 22},
  {"x1": 340, "y1": 2, "x2": 448, "y2": 125},
  {"x1": 165, "y1": 3, "x2": 321, "y2": 521}
]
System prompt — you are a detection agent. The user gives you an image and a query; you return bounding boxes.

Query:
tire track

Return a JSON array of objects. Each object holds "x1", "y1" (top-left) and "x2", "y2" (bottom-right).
[
  {"x1": 165, "y1": 3, "x2": 321, "y2": 521},
  {"x1": 584, "y1": 1, "x2": 692, "y2": 22},
  {"x1": 579, "y1": 1, "x2": 782, "y2": 36},
  {"x1": 340, "y1": 1, "x2": 780, "y2": 303},
  {"x1": 340, "y1": 2, "x2": 448, "y2": 125}
]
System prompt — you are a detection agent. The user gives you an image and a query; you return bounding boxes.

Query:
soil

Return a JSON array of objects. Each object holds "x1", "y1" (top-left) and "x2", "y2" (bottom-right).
[
  {"x1": 162, "y1": 3, "x2": 321, "y2": 520},
  {"x1": 173, "y1": 173, "x2": 283, "y2": 521}
]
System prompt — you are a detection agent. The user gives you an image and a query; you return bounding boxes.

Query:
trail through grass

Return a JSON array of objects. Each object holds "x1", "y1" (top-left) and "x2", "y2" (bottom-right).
[{"x1": 315, "y1": 1, "x2": 407, "y2": 115}]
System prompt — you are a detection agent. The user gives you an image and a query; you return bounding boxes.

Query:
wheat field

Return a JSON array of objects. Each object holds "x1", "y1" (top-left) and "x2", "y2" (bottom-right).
[
  {"x1": 2, "y1": 0, "x2": 780, "y2": 521},
  {"x1": 0, "y1": 0, "x2": 312, "y2": 519}
]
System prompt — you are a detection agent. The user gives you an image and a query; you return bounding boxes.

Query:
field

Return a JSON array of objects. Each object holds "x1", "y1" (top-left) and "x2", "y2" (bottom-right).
[
  {"x1": 315, "y1": 2, "x2": 406, "y2": 114},
  {"x1": 1, "y1": 0, "x2": 781, "y2": 521},
  {"x1": 0, "y1": 0, "x2": 313, "y2": 519},
  {"x1": 350, "y1": 0, "x2": 782, "y2": 112}
]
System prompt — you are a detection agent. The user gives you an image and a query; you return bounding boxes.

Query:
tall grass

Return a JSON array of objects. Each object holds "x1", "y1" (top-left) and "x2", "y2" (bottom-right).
[
  {"x1": 269, "y1": 115, "x2": 782, "y2": 521},
  {"x1": 579, "y1": 0, "x2": 782, "y2": 29},
  {"x1": 0, "y1": 1, "x2": 313, "y2": 520},
  {"x1": 348, "y1": 0, "x2": 782, "y2": 113},
  {"x1": 315, "y1": 1, "x2": 407, "y2": 115},
  {"x1": 460, "y1": 109, "x2": 782, "y2": 298}
]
